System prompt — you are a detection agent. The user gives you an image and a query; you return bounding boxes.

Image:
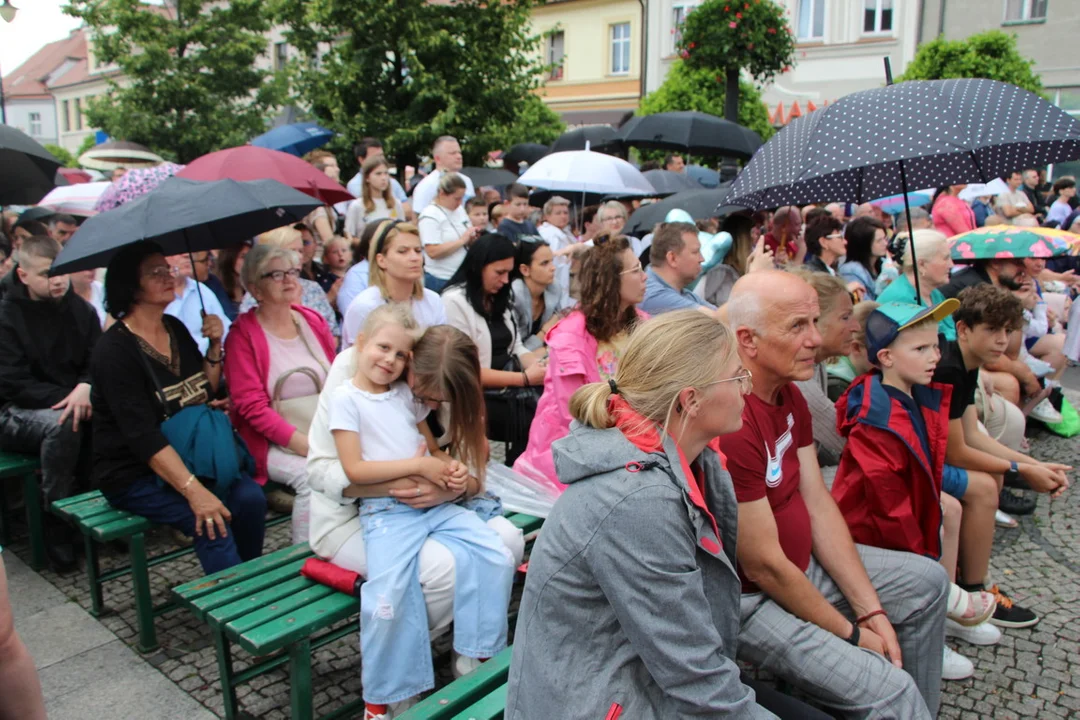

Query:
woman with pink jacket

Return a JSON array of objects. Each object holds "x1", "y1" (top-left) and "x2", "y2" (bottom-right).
[
  {"x1": 224, "y1": 243, "x2": 336, "y2": 543},
  {"x1": 513, "y1": 236, "x2": 647, "y2": 487},
  {"x1": 931, "y1": 185, "x2": 976, "y2": 238}
]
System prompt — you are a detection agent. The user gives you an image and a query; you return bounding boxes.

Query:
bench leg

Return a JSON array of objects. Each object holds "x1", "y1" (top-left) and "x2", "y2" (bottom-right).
[
  {"x1": 22, "y1": 473, "x2": 45, "y2": 571},
  {"x1": 129, "y1": 532, "x2": 159, "y2": 653},
  {"x1": 84, "y1": 533, "x2": 104, "y2": 617},
  {"x1": 0, "y1": 477, "x2": 10, "y2": 547},
  {"x1": 212, "y1": 629, "x2": 240, "y2": 720},
  {"x1": 288, "y1": 639, "x2": 314, "y2": 720}
]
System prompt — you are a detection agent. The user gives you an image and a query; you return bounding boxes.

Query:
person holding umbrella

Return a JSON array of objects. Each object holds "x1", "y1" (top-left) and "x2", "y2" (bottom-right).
[
  {"x1": 90, "y1": 241, "x2": 267, "y2": 574},
  {"x1": 165, "y1": 251, "x2": 233, "y2": 355}
]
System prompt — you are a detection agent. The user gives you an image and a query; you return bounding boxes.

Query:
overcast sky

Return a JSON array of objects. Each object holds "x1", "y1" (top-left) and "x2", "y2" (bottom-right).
[{"x1": 0, "y1": 0, "x2": 83, "y2": 76}]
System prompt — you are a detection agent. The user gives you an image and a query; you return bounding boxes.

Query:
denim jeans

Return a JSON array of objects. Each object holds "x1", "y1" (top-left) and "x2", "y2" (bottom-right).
[
  {"x1": 102, "y1": 474, "x2": 267, "y2": 575},
  {"x1": 423, "y1": 273, "x2": 448, "y2": 294},
  {"x1": 0, "y1": 405, "x2": 88, "y2": 502},
  {"x1": 359, "y1": 498, "x2": 515, "y2": 704}
]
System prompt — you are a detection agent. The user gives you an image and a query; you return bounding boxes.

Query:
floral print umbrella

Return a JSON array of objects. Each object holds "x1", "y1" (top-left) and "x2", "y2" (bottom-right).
[
  {"x1": 949, "y1": 225, "x2": 1073, "y2": 262},
  {"x1": 93, "y1": 162, "x2": 185, "y2": 213}
]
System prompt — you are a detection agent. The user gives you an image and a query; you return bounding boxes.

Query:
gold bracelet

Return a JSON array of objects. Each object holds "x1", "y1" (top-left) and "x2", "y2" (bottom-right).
[{"x1": 180, "y1": 474, "x2": 197, "y2": 493}]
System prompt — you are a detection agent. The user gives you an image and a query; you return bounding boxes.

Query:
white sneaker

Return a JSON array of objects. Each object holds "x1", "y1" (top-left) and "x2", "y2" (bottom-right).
[
  {"x1": 452, "y1": 652, "x2": 484, "y2": 679},
  {"x1": 995, "y1": 510, "x2": 1019, "y2": 528},
  {"x1": 942, "y1": 646, "x2": 974, "y2": 680},
  {"x1": 946, "y1": 618, "x2": 1002, "y2": 646},
  {"x1": 1029, "y1": 398, "x2": 1063, "y2": 424}
]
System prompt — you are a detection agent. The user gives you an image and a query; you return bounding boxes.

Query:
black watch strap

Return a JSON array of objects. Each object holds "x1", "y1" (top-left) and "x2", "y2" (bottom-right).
[{"x1": 846, "y1": 623, "x2": 861, "y2": 646}]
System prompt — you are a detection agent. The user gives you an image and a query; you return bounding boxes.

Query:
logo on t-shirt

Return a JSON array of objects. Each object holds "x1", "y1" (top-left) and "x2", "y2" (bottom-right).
[{"x1": 764, "y1": 413, "x2": 795, "y2": 488}]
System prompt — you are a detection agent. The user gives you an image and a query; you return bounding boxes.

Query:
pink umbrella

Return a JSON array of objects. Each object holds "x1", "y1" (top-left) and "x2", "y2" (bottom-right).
[{"x1": 94, "y1": 162, "x2": 185, "y2": 213}]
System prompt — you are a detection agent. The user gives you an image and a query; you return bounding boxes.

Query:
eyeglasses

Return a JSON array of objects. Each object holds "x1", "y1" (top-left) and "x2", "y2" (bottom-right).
[
  {"x1": 261, "y1": 268, "x2": 302, "y2": 282},
  {"x1": 144, "y1": 266, "x2": 177, "y2": 281},
  {"x1": 701, "y1": 368, "x2": 754, "y2": 395},
  {"x1": 825, "y1": 232, "x2": 844, "y2": 239},
  {"x1": 620, "y1": 262, "x2": 644, "y2": 275}
]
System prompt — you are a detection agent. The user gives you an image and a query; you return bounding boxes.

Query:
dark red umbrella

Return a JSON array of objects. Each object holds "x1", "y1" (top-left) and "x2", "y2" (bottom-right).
[
  {"x1": 176, "y1": 145, "x2": 353, "y2": 205},
  {"x1": 57, "y1": 167, "x2": 94, "y2": 184}
]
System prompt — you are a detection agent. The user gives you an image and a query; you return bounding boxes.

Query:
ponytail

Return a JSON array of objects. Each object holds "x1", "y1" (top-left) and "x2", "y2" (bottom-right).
[{"x1": 569, "y1": 382, "x2": 617, "y2": 429}]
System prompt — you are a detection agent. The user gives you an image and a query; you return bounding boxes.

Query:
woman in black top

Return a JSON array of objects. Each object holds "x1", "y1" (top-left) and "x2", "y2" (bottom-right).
[{"x1": 91, "y1": 241, "x2": 266, "y2": 574}]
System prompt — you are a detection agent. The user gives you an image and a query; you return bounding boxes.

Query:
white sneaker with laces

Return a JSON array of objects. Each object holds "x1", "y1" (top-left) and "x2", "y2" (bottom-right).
[
  {"x1": 942, "y1": 646, "x2": 974, "y2": 680},
  {"x1": 946, "y1": 618, "x2": 1002, "y2": 646},
  {"x1": 1029, "y1": 398, "x2": 1063, "y2": 424},
  {"x1": 453, "y1": 652, "x2": 484, "y2": 679}
]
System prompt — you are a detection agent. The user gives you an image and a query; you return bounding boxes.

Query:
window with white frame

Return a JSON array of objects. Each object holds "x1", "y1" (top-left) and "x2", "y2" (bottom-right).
[
  {"x1": 796, "y1": 0, "x2": 825, "y2": 41},
  {"x1": 864, "y1": 0, "x2": 894, "y2": 33},
  {"x1": 548, "y1": 31, "x2": 565, "y2": 80},
  {"x1": 28, "y1": 112, "x2": 42, "y2": 137},
  {"x1": 1004, "y1": 0, "x2": 1048, "y2": 22},
  {"x1": 611, "y1": 22, "x2": 631, "y2": 75},
  {"x1": 671, "y1": 2, "x2": 700, "y2": 54}
]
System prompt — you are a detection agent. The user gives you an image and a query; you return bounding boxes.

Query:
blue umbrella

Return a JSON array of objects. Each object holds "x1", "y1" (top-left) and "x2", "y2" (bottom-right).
[
  {"x1": 685, "y1": 164, "x2": 721, "y2": 188},
  {"x1": 251, "y1": 122, "x2": 335, "y2": 157}
]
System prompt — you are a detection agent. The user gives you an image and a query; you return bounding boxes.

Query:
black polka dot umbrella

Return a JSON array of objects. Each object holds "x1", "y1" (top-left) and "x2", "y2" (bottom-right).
[{"x1": 724, "y1": 78, "x2": 1080, "y2": 211}]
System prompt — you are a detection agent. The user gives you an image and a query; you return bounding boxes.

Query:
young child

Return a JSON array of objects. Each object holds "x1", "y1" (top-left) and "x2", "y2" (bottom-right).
[
  {"x1": 465, "y1": 196, "x2": 489, "y2": 232},
  {"x1": 831, "y1": 300, "x2": 998, "y2": 681},
  {"x1": 329, "y1": 305, "x2": 515, "y2": 719},
  {"x1": 496, "y1": 183, "x2": 541, "y2": 244},
  {"x1": 931, "y1": 284, "x2": 1069, "y2": 629}
]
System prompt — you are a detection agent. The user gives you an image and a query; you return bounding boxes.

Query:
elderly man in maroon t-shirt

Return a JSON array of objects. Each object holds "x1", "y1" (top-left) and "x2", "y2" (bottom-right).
[{"x1": 717, "y1": 271, "x2": 948, "y2": 719}]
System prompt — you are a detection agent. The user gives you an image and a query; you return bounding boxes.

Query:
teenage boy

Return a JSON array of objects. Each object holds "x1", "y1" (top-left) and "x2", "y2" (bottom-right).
[
  {"x1": 831, "y1": 300, "x2": 999, "y2": 680},
  {"x1": 932, "y1": 284, "x2": 1070, "y2": 628},
  {"x1": 465, "y1": 196, "x2": 490, "y2": 231},
  {"x1": 497, "y1": 184, "x2": 541, "y2": 244}
]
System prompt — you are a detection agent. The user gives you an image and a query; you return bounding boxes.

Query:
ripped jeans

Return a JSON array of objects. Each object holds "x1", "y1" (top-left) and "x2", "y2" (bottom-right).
[{"x1": 358, "y1": 498, "x2": 516, "y2": 704}]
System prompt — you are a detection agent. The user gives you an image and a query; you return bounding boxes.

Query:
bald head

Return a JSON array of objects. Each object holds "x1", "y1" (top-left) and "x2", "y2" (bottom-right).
[
  {"x1": 727, "y1": 270, "x2": 814, "y2": 332},
  {"x1": 824, "y1": 203, "x2": 845, "y2": 223}
]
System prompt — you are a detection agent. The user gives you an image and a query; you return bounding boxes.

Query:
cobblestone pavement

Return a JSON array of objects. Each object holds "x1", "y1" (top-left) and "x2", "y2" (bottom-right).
[{"x1": 4, "y1": 406, "x2": 1079, "y2": 719}]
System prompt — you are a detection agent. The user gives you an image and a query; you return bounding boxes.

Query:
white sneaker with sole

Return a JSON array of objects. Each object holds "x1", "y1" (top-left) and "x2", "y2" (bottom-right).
[
  {"x1": 946, "y1": 618, "x2": 1002, "y2": 646},
  {"x1": 995, "y1": 510, "x2": 1018, "y2": 528},
  {"x1": 1029, "y1": 398, "x2": 1063, "y2": 424},
  {"x1": 452, "y1": 652, "x2": 484, "y2": 679},
  {"x1": 942, "y1": 646, "x2": 974, "y2": 680}
]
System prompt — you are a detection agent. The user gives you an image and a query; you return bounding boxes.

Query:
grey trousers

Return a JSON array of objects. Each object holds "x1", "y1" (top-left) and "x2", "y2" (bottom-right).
[
  {"x1": 738, "y1": 544, "x2": 949, "y2": 719},
  {"x1": 0, "y1": 405, "x2": 86, "y2": 502}
]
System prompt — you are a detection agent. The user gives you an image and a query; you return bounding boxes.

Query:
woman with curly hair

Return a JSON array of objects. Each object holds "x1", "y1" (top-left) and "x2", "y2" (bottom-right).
[{"x1": 513, "y1": 235, "x2": 648, "y2": 486}]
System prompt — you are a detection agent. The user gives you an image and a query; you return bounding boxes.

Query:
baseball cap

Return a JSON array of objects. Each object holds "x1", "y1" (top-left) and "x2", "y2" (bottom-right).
[{"x1": 865, "y1": 300, "x2": 959, "y2": 361}]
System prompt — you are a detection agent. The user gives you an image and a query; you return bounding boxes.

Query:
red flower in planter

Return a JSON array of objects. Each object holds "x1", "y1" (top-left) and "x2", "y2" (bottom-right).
[{"x1": 729, "y1": 21, "x2": 737, "y2": 27}]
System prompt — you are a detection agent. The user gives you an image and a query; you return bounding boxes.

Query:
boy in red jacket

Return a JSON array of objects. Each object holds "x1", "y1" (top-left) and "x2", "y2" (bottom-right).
[{"x1": 832, "y1": 299, "x2": 997, "y2": 681}]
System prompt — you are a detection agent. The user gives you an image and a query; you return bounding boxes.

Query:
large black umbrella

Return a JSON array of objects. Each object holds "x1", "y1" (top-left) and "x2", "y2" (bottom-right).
[
  {"x1": 615, "y1": 112, "x2": 763, "y2": 160},
  {"x1": 550, "y1": 125, "x2": 618, "y2": 153},
  {"x1": 626, "y1": 184, "x2": 732, "y2": 236},
  {"x1": 642, "y1": 169, "x2": 700, "y2": 196},
  {"x1": 503, "y1": 143, "x2": 550, "y2": 168},
  {"x1": 725, "y1": 78, "x2": 1080, "y2": 210},
  {"x1": 52, "y1": 177, "x2": 321, "y2": 275},
  {"x1": 1, "y1": 125, "x2": 63, "y2": 205},
  {"x1": 459, "y1": 166, "x2": 519, "y2": 188}
]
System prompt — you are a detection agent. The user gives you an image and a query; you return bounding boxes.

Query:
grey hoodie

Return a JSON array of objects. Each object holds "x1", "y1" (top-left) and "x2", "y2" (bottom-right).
[{"x1": 506, "y1": 421, "x2": 776, "y2": 719}]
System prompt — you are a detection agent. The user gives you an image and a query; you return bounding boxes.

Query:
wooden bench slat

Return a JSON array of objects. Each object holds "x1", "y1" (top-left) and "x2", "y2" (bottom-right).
[
  {"x1": 449, "y1": 684, "x2": 507, "y2": 720},
  {"x1": 192, "y1": 558, "x2": 312, "y2": 615},
  {"x1": 172, "y1": 543, "x2": 314, "y2": 603},
  {"x1": 224, "y1": 583, "x2": 339, "y2": 636},
  {"x1": 207, "y1": 575, "x2": 319, "y2": 629},
  {"x1": 399, "y1": 646, "x2": 513, "y2": 720},
  {"x1": 233, "y1": 592, "x2": 357, "y2": 655}
]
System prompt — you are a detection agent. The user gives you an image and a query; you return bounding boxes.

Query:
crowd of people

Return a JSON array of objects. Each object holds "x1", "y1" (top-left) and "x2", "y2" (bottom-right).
[{"x1": 0, "y1": 135, "x2": 1076, "y2": 720}]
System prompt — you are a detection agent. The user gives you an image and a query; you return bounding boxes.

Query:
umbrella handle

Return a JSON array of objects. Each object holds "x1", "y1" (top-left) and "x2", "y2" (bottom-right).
[
  {"x1": 885, "y1": 57, "x2": 921, "y2": 306},
  {"x1": 186, "y1": 243, "x2": 208, "y2": 316}
]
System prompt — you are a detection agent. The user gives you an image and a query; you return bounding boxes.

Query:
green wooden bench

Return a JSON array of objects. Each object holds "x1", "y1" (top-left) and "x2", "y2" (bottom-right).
[
  {"x1": 0, "y1": 452, "x2": 46, "y2": 571},
  {"x1": 52, "y1": 489, "x2": 290, "y2": 654},
  {"x1": 171, "y1": 512, "x2": 544, "y2": 720},
  {"x1": 398, "y1": 645, "x2": 512, "y2": 720}
]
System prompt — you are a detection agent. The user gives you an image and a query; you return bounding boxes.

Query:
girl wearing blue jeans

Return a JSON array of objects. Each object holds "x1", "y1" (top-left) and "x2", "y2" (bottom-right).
[{"x1": 329, "y1": 304, "x2": 514, "y2": 719}]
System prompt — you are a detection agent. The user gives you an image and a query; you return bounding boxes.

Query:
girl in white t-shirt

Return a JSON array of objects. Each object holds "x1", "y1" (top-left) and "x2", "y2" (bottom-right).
[{"x1": 328, "y1": 304, "x2": 514, "y2": 719}]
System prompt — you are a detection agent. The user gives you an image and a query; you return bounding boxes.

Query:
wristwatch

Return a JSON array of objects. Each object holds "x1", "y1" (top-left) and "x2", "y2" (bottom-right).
[
  {"x1": 846, "y1": 623, "x2": 861, "y2": 647},
  {"x1": 1004, "y1": 460, "x2": 1020, "y2": 485}
]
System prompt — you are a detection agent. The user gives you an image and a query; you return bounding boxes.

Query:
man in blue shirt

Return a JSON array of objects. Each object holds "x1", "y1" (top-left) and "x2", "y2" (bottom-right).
[
  {"x1": 639, "y1": 222, "x2": 717, "y2": 317},
  {"x1": 165, "y1": 252, "x2": 232, "y2": 355}
]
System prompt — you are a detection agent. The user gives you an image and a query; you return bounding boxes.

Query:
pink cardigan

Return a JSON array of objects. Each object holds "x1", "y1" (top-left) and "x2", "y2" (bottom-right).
[
  {"x1": 512, "y1": 308, "x2": 648, "y2": 489},
  {"x1": 224, "y1": 305, "x2": 337, "y2": 485},
  {"x1": 932, "y1": 194, "x2": 976, "y2": 238}
]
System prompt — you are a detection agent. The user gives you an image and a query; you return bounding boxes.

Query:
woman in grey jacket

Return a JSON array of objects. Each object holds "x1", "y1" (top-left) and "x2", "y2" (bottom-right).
[{"x1": 506, "y1": 310, "x2": 829, "y2": 719}]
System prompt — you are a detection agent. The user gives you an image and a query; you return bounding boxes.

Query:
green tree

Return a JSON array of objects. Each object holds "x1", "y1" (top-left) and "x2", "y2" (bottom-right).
[
  {"x1": 43, "y1": 143, "x2": 78, "y2": 168},
  {"x1": 274, "y1": 0, "x2": 564, "y2": 174},
  {"x1": 639, "y1": 61, "x2": 774, "y2": 144},
  {"x1": 64, "y1": 0, "x2": 288, "y2": 163},
  {"x1": 678, "y1": 0, "x2": 794, "y2": 123},
  {"x1": 898, "y1": 30, "x2": 1042, "y2": 96}
]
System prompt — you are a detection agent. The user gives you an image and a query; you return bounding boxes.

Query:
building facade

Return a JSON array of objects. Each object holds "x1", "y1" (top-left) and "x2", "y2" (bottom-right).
[
  {"x1": 1, "y1": 30, "x2": 86, "y2": 146},
  {"x1": 531, "y1": 0, "x2": 645, "y2": 126}
]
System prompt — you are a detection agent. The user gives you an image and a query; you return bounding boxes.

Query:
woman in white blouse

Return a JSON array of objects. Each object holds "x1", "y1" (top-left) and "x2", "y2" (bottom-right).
[
  {"x1": 418, "y1": 173, "x2": 482, "y2": 293},
  {"x1": 344, "y1": 155, "x2": 405, "y2": 240}
]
